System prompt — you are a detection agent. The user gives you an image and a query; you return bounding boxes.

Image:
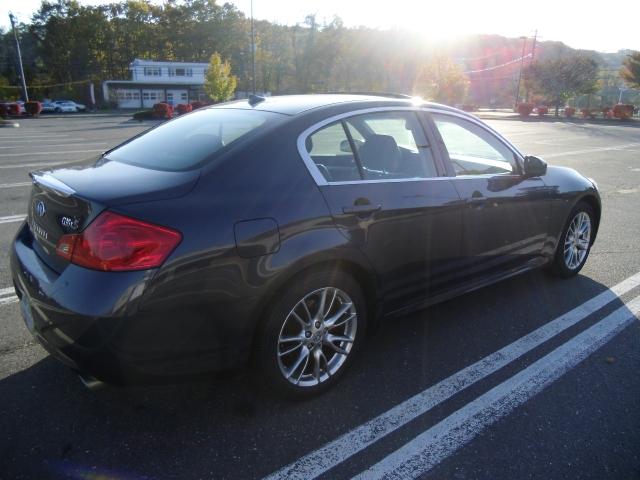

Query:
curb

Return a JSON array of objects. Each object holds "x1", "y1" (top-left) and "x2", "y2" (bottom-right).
[{"x1": 0, "y1": 119, "x2": 19, "y2": 128}]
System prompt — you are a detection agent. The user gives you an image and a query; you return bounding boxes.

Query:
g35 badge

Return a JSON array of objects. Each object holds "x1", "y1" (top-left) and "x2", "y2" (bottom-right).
[{"x1": 61, "y1": 216, "x2": 80, "y2": 231}]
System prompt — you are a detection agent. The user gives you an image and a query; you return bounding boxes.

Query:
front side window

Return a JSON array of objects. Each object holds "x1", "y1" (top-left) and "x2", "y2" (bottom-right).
[
  {"x1": 106, "y1": 108, "x2": 284, "y2": 171},
  {"x1": 432, "y1": 114, "x2": 518, "y2": 175},
  {"x1": 305, "y1": 111, "x2": 438, "y2": 183},
  {"x1": 344, "y1": 111, "x2": 437, "y2": 180}
]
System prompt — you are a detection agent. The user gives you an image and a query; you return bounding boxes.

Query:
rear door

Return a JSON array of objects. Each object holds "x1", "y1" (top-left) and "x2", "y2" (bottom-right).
[
  {"x1": 427, "y1": 112, "x2": 550, "y2": 278},
  {"x1": 301, "y1": 109, "x2": 463, "y2": 313}
]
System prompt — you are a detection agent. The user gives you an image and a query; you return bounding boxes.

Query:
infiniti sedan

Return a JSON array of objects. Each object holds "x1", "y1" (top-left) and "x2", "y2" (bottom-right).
[{"x1": 11, "y1": 94, "x2": 600, "y2": 397}]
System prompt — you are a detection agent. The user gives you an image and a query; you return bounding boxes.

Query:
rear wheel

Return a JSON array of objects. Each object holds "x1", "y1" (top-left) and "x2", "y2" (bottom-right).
[
  {"x1": 255, "y1": 269, "x2": 366, "y2": 398},
  {"x1": 548, "y1": 202, "x2": 595, "y2": 277}
]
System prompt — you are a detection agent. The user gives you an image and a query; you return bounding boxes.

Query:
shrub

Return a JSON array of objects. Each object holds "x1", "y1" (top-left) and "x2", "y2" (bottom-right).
[
  {"x1": 602, "y1": 107, "x2": 613, "y2": 119},
  {"x1": 581, "y1": 108, "x2": 596, "y2": 119},
  {"x1": 190, "y1": 100, "x2": 207, "y2": 110},
  {"x1": 6, "y1": 103, "x2": 20, "y2": 116},
  {"x1": 517, "y1": 103, "x2": 534, "y2": 117},
  {"x1": 152, "y1": 102, "x2": 173, "y2": 119},
  {"x1": 612, "y1": 104, "x2": 634, "y2": 120},
  {"x1": 132, "y1": 110, "x2": 156, "y2": 121},
  {"x1": 536, "y1": 106, "x2": 548, "y2": 116},
  {"x1": 176, "y1": 103, "x2": 193, "y2": 115},
  {"x1": 25, "y1": 101, "x2": 42, "y2": 117},
  {"x1": 564, "y1": 107, "x2": 576, "y2": 118}
]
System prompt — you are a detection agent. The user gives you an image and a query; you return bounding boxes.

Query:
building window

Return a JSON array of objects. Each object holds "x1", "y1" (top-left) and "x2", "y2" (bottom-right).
[
  {"x1": 144, "y1": 67, "x2": 161, "y2": 76},
  {"x1": 180, "y1": 93, "x2": 188, "y2": 101},
  {"x1": 169, "y1": 67, "x2": 193, "y2": 77}
]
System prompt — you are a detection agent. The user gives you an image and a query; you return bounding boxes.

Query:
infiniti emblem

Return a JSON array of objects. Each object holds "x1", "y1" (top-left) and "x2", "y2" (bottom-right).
[{"x1": 35, "y1": 201, "x2": 46, "y2": 217}]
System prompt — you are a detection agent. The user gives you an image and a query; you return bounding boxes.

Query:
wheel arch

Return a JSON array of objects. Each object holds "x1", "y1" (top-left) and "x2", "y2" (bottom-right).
[
  {"x1": 248, "y1": 257, "x2": 381, "y2": 359},
  {"x1": 576, "y1": 193, "x2": 601, "y2": 242}
]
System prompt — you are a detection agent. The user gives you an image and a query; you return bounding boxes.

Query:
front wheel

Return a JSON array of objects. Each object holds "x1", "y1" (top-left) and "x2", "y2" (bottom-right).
[
  {"x1": 255, "y1": 269, "x2": 366, "y2": 398},
  {"x1": 548, "y1": 202, "x2": 595, "y2": 277}
]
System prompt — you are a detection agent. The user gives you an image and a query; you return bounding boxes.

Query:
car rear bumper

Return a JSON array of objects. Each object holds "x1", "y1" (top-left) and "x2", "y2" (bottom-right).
[{"x1": 10, "y1": 223, "x2": 255, "y2": 384}]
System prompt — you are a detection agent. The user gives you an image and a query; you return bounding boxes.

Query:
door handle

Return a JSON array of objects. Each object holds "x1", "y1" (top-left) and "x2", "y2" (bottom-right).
[
  {"x1": 342, "y1": 204, "x2": 382, "y2": 215},
  {"x1": 468, "y1": 192, "x2": 487, "y2": 208}
]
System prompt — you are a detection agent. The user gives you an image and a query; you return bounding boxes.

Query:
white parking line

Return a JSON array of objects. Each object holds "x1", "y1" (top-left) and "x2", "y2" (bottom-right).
[
  {"x1": 264, "y1": 271, "x2": 640, "y2": 480},
  {"x1": 0, "y1": 182, "x2": 31, "y2": 189},
  {"x1": 0, "y1": 134, "x2": 70, "y2": 139},
  {"x1": 0, "y1": 149, "x2": 104, "y2": 158},
  {"x1": 354, "y1": 295, "x2": 640, "y2": 480},
  {"x1": 0, "y1": 295, "x2": 18, "y2": 306},
  {"x1": 0, "y1": 142, "x2": 107, "y2": 149},
  {"x1": 0, "y1": 214, "x2": 26, "y2": 224},
  {"x1": 0, "y1": 287, "x2": 18, "y2": 307},
  {"x1": 542, "y1": 143, "x2": 640, "y2": 158},
  {"x1": 0, "y1": 160, "x2": 80, "y2": 169}
]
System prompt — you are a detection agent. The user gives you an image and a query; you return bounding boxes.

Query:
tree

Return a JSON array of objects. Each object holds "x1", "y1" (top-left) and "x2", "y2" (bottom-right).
[
  {"x1": 413, "y1": 56, "x2": 469, "y2": 105},
  {"x1": 525, "y1": 54, "x2": 598, "y2": 115},
  {"x1": 620, "y1": 51, "x2": 640, "y2": 89},
  {"x1": 203, "y1": 52, "x2": 237, "y2": 102}
]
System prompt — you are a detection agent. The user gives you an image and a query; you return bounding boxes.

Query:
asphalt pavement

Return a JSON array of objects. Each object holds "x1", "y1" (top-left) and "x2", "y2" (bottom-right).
[{"x1": 0, "y1": 114, "x2": 639, "y2": 480}]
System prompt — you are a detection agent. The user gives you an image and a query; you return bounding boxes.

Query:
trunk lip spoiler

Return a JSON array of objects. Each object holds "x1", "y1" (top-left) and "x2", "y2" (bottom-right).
[{"x1": 30, "y1": 172, "x2": 76, "y2": 198}]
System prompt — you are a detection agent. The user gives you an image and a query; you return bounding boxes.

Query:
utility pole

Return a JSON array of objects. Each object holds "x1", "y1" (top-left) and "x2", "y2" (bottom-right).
[
  {"x1": 525, "y1": 30, "x2": 537, "y2": 103},
  {"x1": 250, "y1": 0, "x2": 256, "y2": 94},
  {"x1": 514, "y1": 36, "x2": 527, "y2": 109},
  {"x1": 9, "y1": 13, "x2": 29, "y2": 102}
]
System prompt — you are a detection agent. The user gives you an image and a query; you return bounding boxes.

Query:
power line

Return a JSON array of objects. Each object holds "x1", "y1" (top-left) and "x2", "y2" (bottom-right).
[{"x1": 464, "y1": 53, "x2": 533, "y2": 74}]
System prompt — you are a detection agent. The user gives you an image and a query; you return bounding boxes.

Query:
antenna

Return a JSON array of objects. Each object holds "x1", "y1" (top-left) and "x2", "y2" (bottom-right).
[{"x1": 248, "y1": 94, "x2": 265, "y2": 106}]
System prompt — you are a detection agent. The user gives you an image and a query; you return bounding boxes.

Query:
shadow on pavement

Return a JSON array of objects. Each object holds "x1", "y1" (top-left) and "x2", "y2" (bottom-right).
[{"x1": 0, "y1": 271, "x2": 625, "y2": 480}]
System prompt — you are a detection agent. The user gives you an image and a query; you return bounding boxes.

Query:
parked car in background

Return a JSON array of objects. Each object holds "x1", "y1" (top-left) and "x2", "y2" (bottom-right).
[
  {"x1": 15, "y1": 101, "x2": 26, "y2": 114},
  {"x1": 50, "y1": 101, "x2": 79, "y2": 113},
  {"x1": 54, "y1": 100, "x2": 86, "y2": 112},
  {"x1": 41, "y1": 100, "x2": 56, "y2": 113},
  {"x1": 11, "y1": 94, "x2": 601, "y2": 398}
]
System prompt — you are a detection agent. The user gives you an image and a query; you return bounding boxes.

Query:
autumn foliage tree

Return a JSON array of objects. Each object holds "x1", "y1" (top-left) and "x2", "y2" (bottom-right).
[
  {"x1": 525, "y1": 54, "x2": 598, "y2": 116},
  {"x1": 203, "y1": 52, "x2": 237, "y2": 103},
  {"x1": 413, "y1": 56, "x2": 469, "y2": 105},
  {"x1": 620, "y1": 51, "x2": 640, "y2": 89}
]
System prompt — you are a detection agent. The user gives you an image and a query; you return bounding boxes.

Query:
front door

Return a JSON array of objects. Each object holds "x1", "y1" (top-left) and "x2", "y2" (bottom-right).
[
  {"x1": 304, "y1": 110, "x2": 463, "y2": 313},
  {"x1": 166, "y1": 89, "x2": 188, "y2": 107},
  {"x1": 429, "y1": 112, "x2": 551, "y2": 279}
]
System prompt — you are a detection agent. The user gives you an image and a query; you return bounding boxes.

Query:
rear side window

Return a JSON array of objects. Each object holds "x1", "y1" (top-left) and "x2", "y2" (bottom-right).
[
  {"x1": 106, "y1": 108, "x2": 283, "y2": 171},
  {"x1": 306, "y1": 122, "x2": 361, "y2": 182}
]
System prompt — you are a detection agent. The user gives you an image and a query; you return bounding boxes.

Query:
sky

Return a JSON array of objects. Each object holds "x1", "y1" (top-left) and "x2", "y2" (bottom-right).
[{"x1": 1, "y1": 0, "x2": 639, "y2": 53}]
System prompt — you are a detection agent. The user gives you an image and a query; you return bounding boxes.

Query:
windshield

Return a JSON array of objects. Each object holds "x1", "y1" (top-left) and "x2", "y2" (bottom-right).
[{"x1": 106, "y1": 108, "x2": 284, "y2": 171}]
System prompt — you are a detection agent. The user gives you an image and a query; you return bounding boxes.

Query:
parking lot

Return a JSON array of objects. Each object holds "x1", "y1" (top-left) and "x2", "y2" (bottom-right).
[{"x1": 1, "y1": 114, "x2": 639, "y2": 479}]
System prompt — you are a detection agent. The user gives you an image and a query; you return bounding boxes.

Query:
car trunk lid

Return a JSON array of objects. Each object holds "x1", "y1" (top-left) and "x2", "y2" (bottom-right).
[{"x1": 27, "y1": 160, "x2": 199, "y2": 273}]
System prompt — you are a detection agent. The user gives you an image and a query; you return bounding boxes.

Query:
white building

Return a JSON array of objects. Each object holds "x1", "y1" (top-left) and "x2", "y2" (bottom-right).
[{"x1": 103, "y1": 59, "x2": 210, "y2": 109}]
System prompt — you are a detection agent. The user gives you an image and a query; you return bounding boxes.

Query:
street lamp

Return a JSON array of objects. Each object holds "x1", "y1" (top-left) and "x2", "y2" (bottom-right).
[{"x1": 8, "y1": 12, "x2": 29, "y2": 102}]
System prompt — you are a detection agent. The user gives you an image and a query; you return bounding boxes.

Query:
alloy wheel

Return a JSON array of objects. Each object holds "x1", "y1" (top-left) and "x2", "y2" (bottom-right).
[
  {"x1": 563, "y1": 211, "x2": 591, "y2": 270},
  {"x1": 277, "y1": 287, "x2": 357, "y2": 387}
]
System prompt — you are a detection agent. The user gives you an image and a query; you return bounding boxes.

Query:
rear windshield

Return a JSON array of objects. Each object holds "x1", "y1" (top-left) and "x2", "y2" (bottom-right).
[{"x1": 106, "y1": 108, "x2": 284, "y2": 171}]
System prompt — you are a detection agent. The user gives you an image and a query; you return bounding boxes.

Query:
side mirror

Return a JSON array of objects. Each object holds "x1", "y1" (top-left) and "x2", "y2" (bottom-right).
[{"x1": 523, "y1": 155, "x2": 547, "y2": 177}]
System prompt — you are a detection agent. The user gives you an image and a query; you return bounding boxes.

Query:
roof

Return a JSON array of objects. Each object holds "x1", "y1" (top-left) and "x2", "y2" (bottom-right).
[
  {"x1": 129, "y1": 58, "x2": 209, "y2": 68},
  {"x1": 216, "y1": 94, "x2": 460, "y2": 116}
]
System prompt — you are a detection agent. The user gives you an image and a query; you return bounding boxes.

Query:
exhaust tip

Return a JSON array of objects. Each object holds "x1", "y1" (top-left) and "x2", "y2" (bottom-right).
[{"x1": 78, "y1": 372, "x2": 105, "y2": 391}]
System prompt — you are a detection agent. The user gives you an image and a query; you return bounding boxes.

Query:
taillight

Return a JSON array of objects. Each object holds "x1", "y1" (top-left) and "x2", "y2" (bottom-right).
[{"x1": 56, "y1": 211, "x2": 182, "y2": 271}]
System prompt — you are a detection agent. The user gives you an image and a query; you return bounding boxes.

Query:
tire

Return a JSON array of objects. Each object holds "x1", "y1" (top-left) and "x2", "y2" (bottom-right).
[
  {"x1": 254, "y1": 268, "x2": 367, "y2": 399},
  {"x1": 548, "y1": 201, "x2": 595, "y2": 278},
  {"x1": 55, "y1": 107, "x2": 61, "y2": 113}
]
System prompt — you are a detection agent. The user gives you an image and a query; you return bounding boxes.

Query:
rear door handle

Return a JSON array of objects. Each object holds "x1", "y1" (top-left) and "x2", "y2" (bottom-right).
[{"x1": 342, "y1": 204, "x2": 382, "y2": 215}]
